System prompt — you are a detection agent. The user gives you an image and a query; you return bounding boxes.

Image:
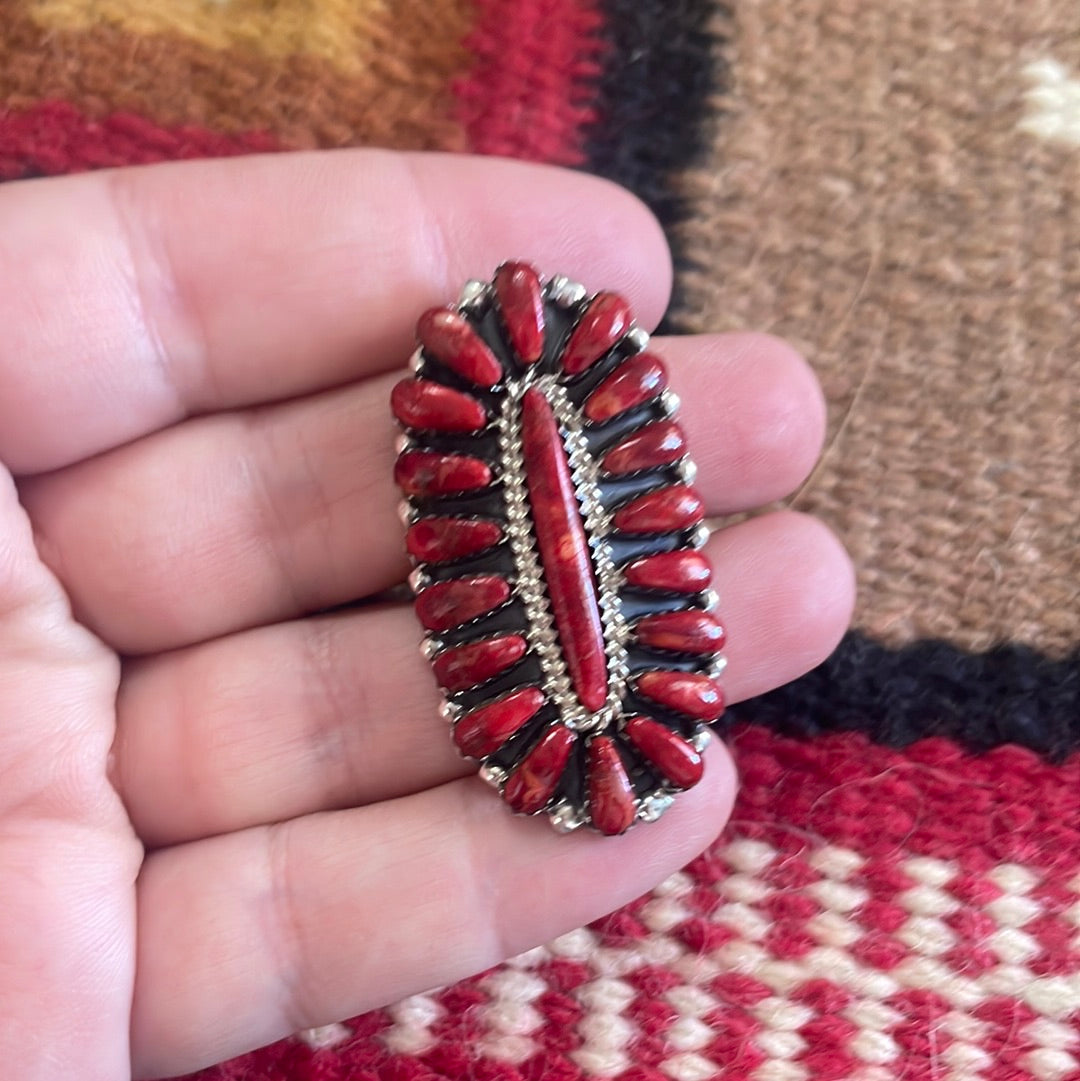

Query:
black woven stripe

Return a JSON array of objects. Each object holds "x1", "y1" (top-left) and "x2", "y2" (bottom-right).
[
  {"x1": 728, "y1": 632, "x2": 1080, "y2": 760},
  {"x1": 582, "y1": 0, "x2": 729, "y2": 330}
]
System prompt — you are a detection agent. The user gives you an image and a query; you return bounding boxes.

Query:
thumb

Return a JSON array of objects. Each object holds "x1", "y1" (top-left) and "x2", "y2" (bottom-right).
[
  {"x1": 0, "y1": 466, "x2": 114, "y2": 813},
  {"x1": 0, "y1": 466, "x2": 139, "y2": 1081}
]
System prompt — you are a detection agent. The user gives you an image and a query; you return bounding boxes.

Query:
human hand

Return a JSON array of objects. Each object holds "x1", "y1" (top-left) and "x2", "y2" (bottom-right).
[{"x1": 0, "y1": 151, "x2": 854, "y2": 1079}]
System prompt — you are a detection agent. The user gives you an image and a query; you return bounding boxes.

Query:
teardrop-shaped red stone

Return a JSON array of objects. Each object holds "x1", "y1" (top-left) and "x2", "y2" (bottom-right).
[
  {"x1": 495, "y1": 262, "x2": 545, "y2": 364},
  {"x1": 625, "y1": 716, "x2": 704, "y2": 789},
  {"x1": 584, "y1": 353, "x2": 668, "y2": 423},
  {"x1": 636, "y1": 670, "x2": 724, "y2": 721},
  {"x1": 414, "y1": 575, "x2": 510, "y2": 631},
  {"x1": 395, "y1": 451, "x2": 492, "y2": 498},
  {"x1": 613, "y1": 485, "x2": 705, "y2": 534},
  {"x1": 417, "y1": 308, "x2": 504, "y2": 388},
  {"x1": 602, "y1": 421, "x2": 686, "y2": 476},
  {"x1": 561, "y1": 292, "x2": 633, "y2": 374},
  {"x1": 391, "y1": 379, "x2": 487, "y2": 432},
  {"x1": 503, "y1": 725, "x2": 576, "y2": 814},
  {"x1": 406, "y1": 517, "x2": 502, "y2": 563},
  {"x1": 623, "y1": 551, "x2": 712, "y2": 593},
  {"x1": 587, "y1": 736, "x2": 637, "y2": 835},
  {"x1": 434, "y1": 634, "x2": 528, "y2": 692},
  {"x1": 636, "y1": 610, "x2": 726, "y2": 654},
  {"x1": 453, "y1": 686, "x2": 545, "y2": 758}
]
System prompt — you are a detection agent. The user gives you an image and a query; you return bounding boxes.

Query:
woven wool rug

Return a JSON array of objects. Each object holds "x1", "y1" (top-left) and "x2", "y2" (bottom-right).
[{"x1": 3, "y1": 1, "x2": 1079, "y2": 1079}]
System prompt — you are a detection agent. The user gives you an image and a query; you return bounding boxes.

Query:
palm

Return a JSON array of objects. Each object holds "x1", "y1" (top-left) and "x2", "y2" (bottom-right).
[{"x1": 0, "y1": 152, "x2": 853, "y2": 1080}]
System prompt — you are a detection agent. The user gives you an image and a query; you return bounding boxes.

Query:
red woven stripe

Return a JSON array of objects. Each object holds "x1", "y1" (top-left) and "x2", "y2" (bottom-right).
[
  {"x1": 187, "y1": 728, "x2": 1080, "y2": 1080},
  {"x1": 730, "y1": 726, "x2": 1080, "y2": 883},
  {"x1": 0, "y1": 100, "x2": 280, "y2": 179},
  {"x1": 454, "y1": 0, "x2": 605, "y2": 165}
]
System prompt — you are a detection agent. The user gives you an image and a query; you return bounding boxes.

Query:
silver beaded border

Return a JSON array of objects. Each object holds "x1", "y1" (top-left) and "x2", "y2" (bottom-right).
[
  {"x1": 495, "y1": 376, "x2": 629, "y2": 733},
  {"x1": 496, "y1": 383, "x2": 575, "y2": 722},
  {"x1": 548, "y1": 381, "x2": 631, "y2": 721}
]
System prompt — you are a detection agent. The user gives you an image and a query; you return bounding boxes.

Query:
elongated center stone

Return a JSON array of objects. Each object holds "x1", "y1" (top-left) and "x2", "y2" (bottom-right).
[{"x1": 520, "y1": 386, "x2": 609, "y2": 713}]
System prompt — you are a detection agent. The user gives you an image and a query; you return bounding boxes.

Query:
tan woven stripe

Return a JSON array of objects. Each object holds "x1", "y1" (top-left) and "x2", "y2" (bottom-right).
[
  {"x1": 0, "y1": 5, "x2": 472, "y2": 149},
  {"x1": 674, "y1": 0, "x2": 1080, "y2": 656}
]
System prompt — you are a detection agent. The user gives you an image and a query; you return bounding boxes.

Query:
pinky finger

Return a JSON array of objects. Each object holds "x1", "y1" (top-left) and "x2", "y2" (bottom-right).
[{"x1": 130, "y1": 752, "x2": 737, "y2": 1078}]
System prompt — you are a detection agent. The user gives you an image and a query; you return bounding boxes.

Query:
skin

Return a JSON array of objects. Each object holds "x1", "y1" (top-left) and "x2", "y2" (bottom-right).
[{"x1": 0, "y1": 150, "x2": 855, "y2": 1080}]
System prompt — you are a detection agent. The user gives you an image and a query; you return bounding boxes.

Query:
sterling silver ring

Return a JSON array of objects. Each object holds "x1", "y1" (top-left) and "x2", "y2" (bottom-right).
[{"x1": 392, "y1": 263, "x2": 725, "y2": 835}]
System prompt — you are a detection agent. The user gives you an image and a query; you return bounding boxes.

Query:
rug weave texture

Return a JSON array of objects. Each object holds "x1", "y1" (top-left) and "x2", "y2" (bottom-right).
[{"x1": 2, "y1": 2, "x2": 1078, "y2": 1079}]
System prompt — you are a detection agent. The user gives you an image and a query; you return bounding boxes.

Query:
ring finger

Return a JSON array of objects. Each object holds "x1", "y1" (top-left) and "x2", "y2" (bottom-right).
[{"x1": 114, "y1": 510, "x2": 855, "y2": 847}]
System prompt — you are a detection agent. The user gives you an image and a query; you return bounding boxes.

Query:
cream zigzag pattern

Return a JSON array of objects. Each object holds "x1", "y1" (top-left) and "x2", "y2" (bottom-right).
[{"x1": 377, "y1": 836, "x2": 1080, "y2": 1080}]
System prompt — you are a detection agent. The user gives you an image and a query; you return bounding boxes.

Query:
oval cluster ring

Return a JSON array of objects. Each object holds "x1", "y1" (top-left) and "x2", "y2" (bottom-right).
[{"x1": 392, "y1": 263, "x2": 726, "y2": 835}]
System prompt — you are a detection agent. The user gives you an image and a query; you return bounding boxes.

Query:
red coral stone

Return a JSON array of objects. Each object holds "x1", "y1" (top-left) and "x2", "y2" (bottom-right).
[
  {"x1": 636, "y1": 670, "x2": 725, "y2": 722},
  {"x1": 601, "y1": 421, "x2": 686, "y2": 476},
  {"x1": 434, "y1": 635, "x2": 528, "y2": 692},
  {"x1": 453, "y1": 686, "x2": 545, "y2": 758},
  {"x1": 414, "y1": 576, "x2": 510, "y2": 632},
  {"x1": 584, "y1": 353, "x2": 668, "y2": 423},
  {"x1": 406, "y1": 517, "x2": 502, "y2": 563},
  {"x1": 495, "y1": 262, "x2": 545, "y2": 364},
  {"x1": 612, "y1": 485, "x2": 705, "y2": 533},
  {"x1": 587, "y1": 736, "x2": 637, "y2": 835},
  {"x1": 623, "y1": 551, "x2": 713, "y2": 593},
  {"x1": 521, "y1": 388, "x2": 609, "y2": 713},
  {"x1": 636, "y1": 610, "x2": 726, "y2": 654},
  {"x1": 503, "y1": 725, "x2": 576, "y2": 814},
  {"x1": 391, "y1": 379, "x2": 487, "y2": 432},
  {"x1": 395, "y1": 450, "x2": 492, "y2": 498},
  {"x1": 417, "y1": 308, "x2": 504, "y2": 388},
  {"x1": 625, "y1": 716, "x2": 704, "y2": 789},
  {"x1": 561, "y1": 292, "x2": 633, "y2": 374}
]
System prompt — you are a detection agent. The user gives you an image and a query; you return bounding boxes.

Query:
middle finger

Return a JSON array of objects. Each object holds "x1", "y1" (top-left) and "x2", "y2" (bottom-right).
[{"x1": 22, "y1": 332, "x2": 822, "y2": 654}]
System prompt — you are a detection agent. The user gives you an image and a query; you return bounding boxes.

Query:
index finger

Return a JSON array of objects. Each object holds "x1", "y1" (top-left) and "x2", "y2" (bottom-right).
[{"x1": 0, "y1": 151, "x2": 672, "y2": 474}]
